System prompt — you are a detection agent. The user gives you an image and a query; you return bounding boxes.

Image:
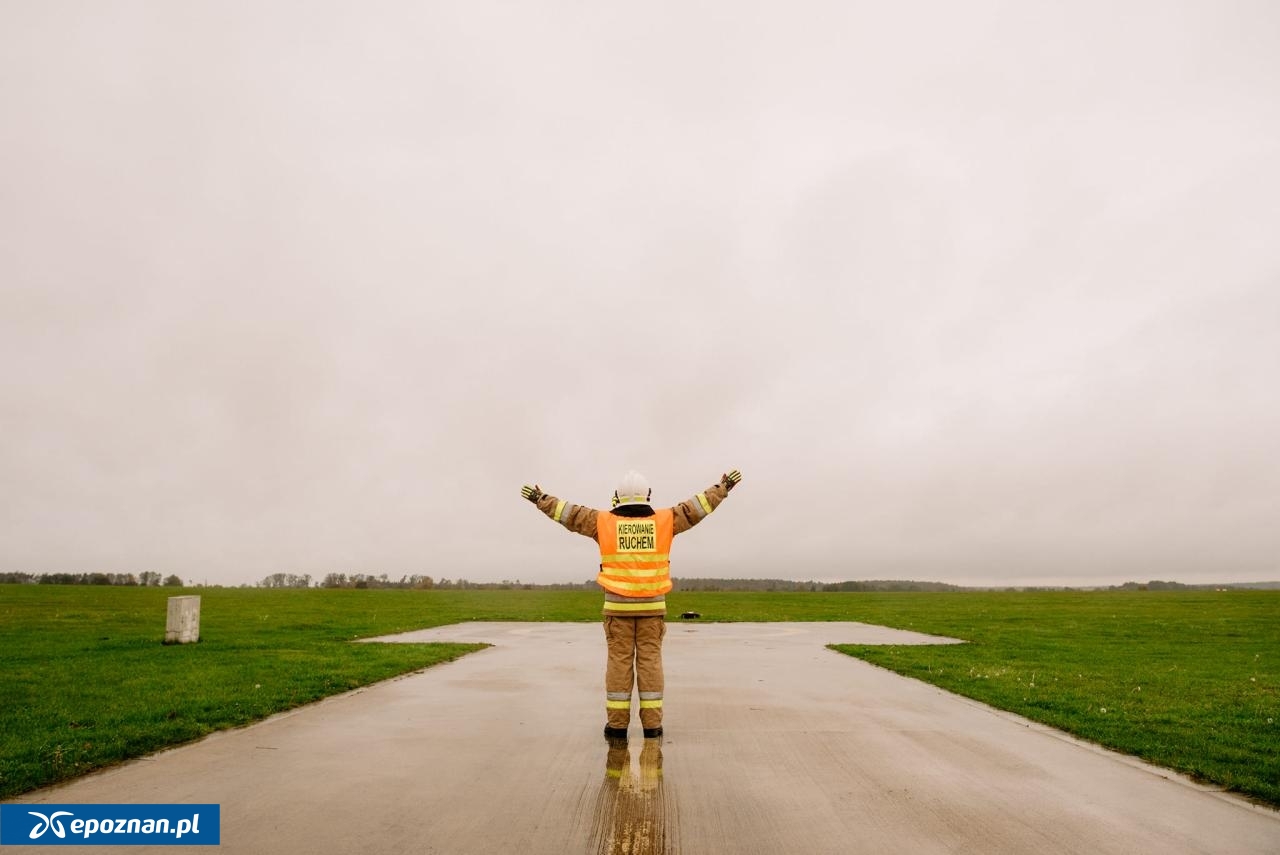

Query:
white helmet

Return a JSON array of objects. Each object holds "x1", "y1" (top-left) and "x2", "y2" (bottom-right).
[{"x1": 612, "y1": 470, "x2": 651, "y2": 509}]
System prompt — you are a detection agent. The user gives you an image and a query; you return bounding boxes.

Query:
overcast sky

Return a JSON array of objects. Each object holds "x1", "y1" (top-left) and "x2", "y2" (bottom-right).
[{"x1": 2, "y1": 1, "x2": 1277, "y2": 588}]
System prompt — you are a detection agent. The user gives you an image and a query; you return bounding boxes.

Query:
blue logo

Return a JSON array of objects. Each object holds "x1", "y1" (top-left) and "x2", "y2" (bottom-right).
[{"x1": 1, "y1": 804, "x2": 220, "y2": 846}]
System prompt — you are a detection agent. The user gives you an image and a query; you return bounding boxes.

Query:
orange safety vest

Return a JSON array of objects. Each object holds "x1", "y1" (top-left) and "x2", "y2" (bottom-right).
[{"x1": 595, "y1": 509, "x2": 675, "y2": 598}]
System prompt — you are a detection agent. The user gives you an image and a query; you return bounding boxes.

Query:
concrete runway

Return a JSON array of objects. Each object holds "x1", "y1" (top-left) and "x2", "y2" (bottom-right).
[{"x1": 9, "y1": 622, "x2": 1279, "y2": 854}]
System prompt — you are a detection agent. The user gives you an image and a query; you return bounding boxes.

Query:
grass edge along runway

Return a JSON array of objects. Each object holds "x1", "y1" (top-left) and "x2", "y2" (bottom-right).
[
  {"x1": 825, "y1": 590, "x2": 1278, "y2": 808},
  {"x1": 0, "y1": 587, "x2": 1275, "y2": 806}
]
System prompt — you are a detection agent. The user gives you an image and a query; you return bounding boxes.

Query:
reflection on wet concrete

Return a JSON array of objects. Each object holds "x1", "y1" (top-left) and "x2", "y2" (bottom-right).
[{"x1": 589, "y1": 738, "x2": 671, "y2": 854}]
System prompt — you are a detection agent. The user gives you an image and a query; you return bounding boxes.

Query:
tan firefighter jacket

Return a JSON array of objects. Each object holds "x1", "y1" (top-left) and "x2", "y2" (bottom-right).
[{"x1": 533, "y1": 481, "x2": 732, "y2": 616}]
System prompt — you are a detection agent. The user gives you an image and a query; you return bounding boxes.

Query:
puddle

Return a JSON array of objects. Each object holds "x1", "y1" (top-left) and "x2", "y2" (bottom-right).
[{"x1": 589, "y1": 738, "x2": 672, "y2": 854}]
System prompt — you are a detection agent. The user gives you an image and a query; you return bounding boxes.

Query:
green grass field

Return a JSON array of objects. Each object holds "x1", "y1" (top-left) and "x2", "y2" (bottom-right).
[
  {"x1": 825, "y1": 592, "x2": 1278, "y2": 807},
  {"x1": 1, "y1": 587, "x2": 1276, "y2": 806}
]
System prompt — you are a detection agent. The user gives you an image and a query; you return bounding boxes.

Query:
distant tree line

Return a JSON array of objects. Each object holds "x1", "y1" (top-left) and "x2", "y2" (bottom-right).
[
  {"x1": 256, "y1": 573, "x2": 436, "y2": 589},
  {"x1": 0, "y1": 571, "x2": 183, "y2": 586},
  {"x1": 258, "y1": 573, "x2": 314, "y2": 589},
  {"x1": 10, "y1": 571, "x2": 1266, "y2": 592},
  {"x1": 1107, "y1": 580, "x2": 1259, "y2": 591},
  {"x1": 259, "y1": 573, "x2": 601, "y2": 590},
  {"x1": 672, "y1": 578, "x2": 965, "y2": 592},
  {"x1": 306, "y1": 574, "x2": 593, "y2": 590},
  {"x1": 321, "y1": 573, "x2": 428, "y2": 589}
]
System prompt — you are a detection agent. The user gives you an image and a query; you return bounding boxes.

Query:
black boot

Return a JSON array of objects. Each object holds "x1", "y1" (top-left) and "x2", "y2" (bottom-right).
[
  {"x1": 604, "y1": 725, "x2": 629, "y2": 740},
  {"x1": 643, "y1": 727, "x2": 663, "y2": 739}
]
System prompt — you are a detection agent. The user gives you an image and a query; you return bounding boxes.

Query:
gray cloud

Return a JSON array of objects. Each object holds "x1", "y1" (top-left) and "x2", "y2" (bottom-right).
[{"x1": 2, "y1": 0, "x2": 1277, "y2": 586}]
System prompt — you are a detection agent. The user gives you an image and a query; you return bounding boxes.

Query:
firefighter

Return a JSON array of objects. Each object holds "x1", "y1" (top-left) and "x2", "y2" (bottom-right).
[{"x1": 521, "y1": 469, "x2": 742, "y2": 740}]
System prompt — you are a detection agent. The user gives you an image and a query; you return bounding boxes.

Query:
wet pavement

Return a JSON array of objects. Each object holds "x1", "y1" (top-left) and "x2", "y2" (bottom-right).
[{"x1": 8, "y1": 622, "x2": 1279, "y2": 854}]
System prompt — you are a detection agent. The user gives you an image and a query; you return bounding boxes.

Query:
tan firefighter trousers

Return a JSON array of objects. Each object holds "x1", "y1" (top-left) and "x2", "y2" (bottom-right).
[{"x1": 604, "y1": 615, "x2": 666, "y2": 730}]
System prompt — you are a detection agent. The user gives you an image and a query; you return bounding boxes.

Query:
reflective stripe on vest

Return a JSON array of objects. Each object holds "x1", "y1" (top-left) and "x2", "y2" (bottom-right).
[
  {"x1": 596, "y1": 509, "x2": 675, "y2": 598},
  {"x1": 603, "y1": 598, "x2": 666, "y2": 613}
]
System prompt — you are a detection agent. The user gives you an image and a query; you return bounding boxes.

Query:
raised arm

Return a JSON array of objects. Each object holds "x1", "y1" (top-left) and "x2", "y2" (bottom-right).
[
  {"x1": 521, "y1": 484, "x2": 600, "y2": 538},
  {"x1": 671, "y1": 469, "x2": 741, "y2": 534}
]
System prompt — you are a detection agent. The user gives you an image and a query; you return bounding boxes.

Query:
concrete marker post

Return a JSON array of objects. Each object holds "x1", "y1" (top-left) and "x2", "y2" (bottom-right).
[{"x1": 165, "y1": 595, "x2": 201, "y2": 644}]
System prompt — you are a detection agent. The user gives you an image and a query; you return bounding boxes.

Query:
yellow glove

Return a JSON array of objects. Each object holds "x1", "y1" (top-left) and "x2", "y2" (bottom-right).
[
  {"x1": 721, "y1": 469, "x2": 742, "y2": 491},
  {"x1": 521, "y1": 484, "x2": 544, "y2": 503}
]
